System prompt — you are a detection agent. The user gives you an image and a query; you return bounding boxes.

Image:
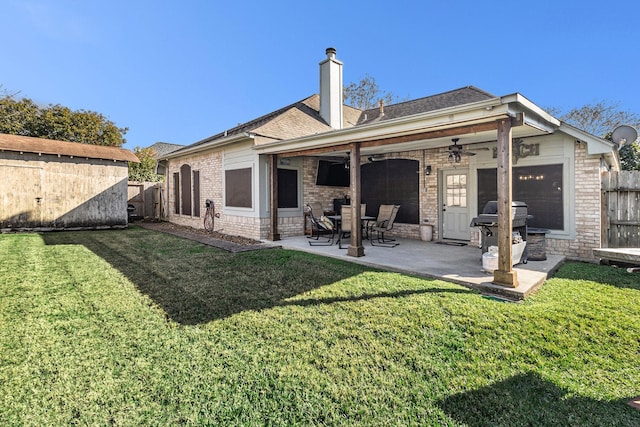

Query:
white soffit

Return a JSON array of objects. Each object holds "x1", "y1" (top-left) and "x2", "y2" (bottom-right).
[{"x1": 559, "y1": 123, "x2": 615, "y2": 155}]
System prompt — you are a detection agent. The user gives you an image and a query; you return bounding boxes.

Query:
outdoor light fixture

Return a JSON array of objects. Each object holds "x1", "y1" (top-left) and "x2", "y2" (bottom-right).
[{"x1": 425, "y1": 165, "x2": 432, "y2": 175}]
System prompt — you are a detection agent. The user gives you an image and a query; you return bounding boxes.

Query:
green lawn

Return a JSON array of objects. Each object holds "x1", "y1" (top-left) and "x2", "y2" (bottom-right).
[{"x1": 1, "y1": 227, "x2": 639, "y2": 426}]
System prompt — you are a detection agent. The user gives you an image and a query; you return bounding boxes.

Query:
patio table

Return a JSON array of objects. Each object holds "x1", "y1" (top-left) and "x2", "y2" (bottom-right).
[{"x1": 327, "y1": 214, "x2": 376, "y2": 242}]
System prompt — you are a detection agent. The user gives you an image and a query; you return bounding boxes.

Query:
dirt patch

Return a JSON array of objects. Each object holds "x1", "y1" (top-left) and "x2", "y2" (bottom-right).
[{"x1": 136, "y1": 220, "x2": 262, "y2": 246}]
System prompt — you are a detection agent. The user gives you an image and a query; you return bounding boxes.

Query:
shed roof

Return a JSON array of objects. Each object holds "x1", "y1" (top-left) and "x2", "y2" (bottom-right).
[{"x1": 0, "y1": 133, "x2": 139, "y2": 162}]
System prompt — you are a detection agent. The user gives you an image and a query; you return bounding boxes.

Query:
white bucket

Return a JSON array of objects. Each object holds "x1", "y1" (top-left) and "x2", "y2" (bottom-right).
[
  {"x1": 420, "y1": 224, "x2": 433, "y2": 241},
  {"x1": 482, "y1": 246, "x2": 499, "y2": 273},
  {"x1": 482, "y1": 243, "x2": 527, "y2": 273}
]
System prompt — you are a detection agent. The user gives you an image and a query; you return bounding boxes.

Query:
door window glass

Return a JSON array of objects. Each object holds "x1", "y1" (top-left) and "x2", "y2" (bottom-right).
[{"x1": 446, "y1": 174, "x2": 467, "y2": 207}]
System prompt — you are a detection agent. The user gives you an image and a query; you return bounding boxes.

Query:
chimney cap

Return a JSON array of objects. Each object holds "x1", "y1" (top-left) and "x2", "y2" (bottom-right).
[{"x1": 325, "y1": 47, "x2": 337, "y2": 57}]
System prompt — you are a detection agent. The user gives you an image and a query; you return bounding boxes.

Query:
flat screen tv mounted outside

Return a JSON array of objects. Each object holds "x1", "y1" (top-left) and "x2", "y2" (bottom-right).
[{"x1": 315, "y1": 159, "x2": 350, "y2": 187}]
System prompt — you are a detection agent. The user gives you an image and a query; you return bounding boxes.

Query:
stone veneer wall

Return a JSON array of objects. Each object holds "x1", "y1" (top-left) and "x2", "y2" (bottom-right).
[{"x1": 545, "y1": 143, "x2": 601, "y2": 261}]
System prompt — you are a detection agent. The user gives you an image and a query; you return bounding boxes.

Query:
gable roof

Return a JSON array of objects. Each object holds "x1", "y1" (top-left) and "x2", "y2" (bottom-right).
[
  {"x1": 0, "y1": 133, "x2": 139, "y2": 162},
  {"x1": 168, "y1": 86, "x2": 497, "y2": 158},
  {"x1": 357, "y1": 86, "x2": 495, "y2": 125},
  {"x1": 181, "y1": 95, "x2": 361, "y2": 152}
]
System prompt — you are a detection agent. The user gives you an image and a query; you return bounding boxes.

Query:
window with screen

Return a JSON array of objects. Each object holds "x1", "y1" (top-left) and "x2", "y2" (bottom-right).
[
  {"x1": 173, "y1": 165, "x2": 200, "y2": 216},
  {"x1": 225, "y1": 168, "x2": 252, "y2": 208},
  {"x1": 477, "y1": 164, "x2": 564, "y2": 229},
  {"x1": 278, "y1": 168, "x2": 298, "y2": 209},
  {"x1": 361, "y1": 159, "x2": 419, "y2": 224},
  {"x1": 173, "y1": 173, "x2": 180, "y2": 214},
  {"x1": 192, "y1": 170, "x2": 200, "y2": 217},
  {"x1": 180, "y1": 164, "x2": 192, "y2": 216}
]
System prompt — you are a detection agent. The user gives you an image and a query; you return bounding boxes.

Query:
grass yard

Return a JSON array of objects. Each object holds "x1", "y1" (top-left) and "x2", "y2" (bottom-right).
[{"x1": 1, "y1": 227, "x2": 639, "y2": 426}]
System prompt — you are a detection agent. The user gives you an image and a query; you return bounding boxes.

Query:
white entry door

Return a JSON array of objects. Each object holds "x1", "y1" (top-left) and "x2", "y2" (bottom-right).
[{"x1": 441, "y1": 169, "x2": 470, "y2": 240}]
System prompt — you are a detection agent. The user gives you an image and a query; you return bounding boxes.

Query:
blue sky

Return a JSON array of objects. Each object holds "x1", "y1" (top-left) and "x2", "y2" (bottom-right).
[{"x1": 2, "y1": 0, "x2": 638, "y2": 150}]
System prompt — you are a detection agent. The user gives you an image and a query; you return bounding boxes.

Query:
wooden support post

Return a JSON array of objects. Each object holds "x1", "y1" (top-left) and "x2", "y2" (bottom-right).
[
  {"x1": 268, "y1": 154, "x2": 280, "y2": 241},
  {"x1": 347, "y1": 143, "x2": 365, "y2": 257},
  {"x1": 493, "y1": 118, "x2": 518, "y2": 287}
]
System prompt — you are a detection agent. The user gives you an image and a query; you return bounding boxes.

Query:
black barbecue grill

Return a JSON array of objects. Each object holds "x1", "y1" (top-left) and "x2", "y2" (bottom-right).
[{"x1": 470, "y1": 201, "x2": 530, "y2": 262}]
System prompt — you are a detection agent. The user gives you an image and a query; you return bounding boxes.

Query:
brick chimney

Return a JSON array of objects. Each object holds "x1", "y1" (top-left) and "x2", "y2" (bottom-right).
[{"x1": 319, "y1": 47, "x2": 343, "y2": 129}]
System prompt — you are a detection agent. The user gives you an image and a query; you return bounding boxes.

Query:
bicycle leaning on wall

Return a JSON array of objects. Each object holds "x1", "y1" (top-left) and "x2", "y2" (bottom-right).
[{"x1": 204, "y1": 199, "x2": 216, "y2": 232}]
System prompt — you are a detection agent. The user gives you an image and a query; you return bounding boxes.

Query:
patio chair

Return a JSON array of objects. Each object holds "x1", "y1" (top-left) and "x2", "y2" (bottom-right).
[
  {"x1": 370, "y1": 204, "x2": 401, "y2": 247},
  {"x1": 306, "y1": 203, "x2": 335, "y2": 246},
  {"x1": 338, "y1": 205, "x2": 352, "y2": 249}
]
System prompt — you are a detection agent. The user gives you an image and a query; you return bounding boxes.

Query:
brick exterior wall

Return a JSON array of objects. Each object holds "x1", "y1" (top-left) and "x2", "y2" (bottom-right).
[
  {"x1": 302, "y1": 157, "x2": 350, "y2": 212},
  {"x1": 302, "y1": 148, "x2": 462, "y2": 241},
  {"x1": 167, "y1": 142, "x2": 605, "y2": 260},
  {"x1": 168, "y1": 151, "x2": 303, "y2": 241},
  {"x1": 167, "y1": 150, "x2": 226, "y2": 232}
]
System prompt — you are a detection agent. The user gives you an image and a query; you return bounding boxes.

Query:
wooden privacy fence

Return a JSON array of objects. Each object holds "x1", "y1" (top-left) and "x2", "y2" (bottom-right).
[
  {"x1": 602, "y1": 171, "x2": 640, "y2": 247},
  {"x1": 127, "y1": 182, "x2": 166, "y2": 220}
]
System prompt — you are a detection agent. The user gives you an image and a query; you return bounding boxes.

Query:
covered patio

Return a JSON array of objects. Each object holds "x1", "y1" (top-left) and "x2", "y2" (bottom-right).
[
  {"x1": 278, "y1": 235, "x2": 565, "y2": 301},
  {"x1": 260, "y1": 93, "x2": 562, "y2": 292}
]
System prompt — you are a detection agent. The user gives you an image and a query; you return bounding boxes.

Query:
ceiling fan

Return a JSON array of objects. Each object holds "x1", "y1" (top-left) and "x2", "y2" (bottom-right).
[
  {"x1": 325, "y1": 152, "x2": 350, "y2": 169},
  {"x1": 447, "y1": 138, "x2": 475, "y2": 163}
]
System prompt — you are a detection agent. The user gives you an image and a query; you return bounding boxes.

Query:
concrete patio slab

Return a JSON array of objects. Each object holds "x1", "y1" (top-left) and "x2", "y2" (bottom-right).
[{"x1": 279, "y1": 236, "x2": 565, "y2": 300}]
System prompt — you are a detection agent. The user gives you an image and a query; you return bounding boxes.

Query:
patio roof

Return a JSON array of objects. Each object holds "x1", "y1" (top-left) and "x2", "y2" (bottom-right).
[{"x1": 252, "y1": 93, "x2": 560, "y2": 158}]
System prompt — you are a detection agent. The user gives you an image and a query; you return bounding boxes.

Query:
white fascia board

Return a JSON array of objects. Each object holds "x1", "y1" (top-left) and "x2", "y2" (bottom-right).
[
  {"x1": 160, "y1": 133, "x2": 253, "y2": 160},
  {"x1": 559, "y1": 123, "x2": 615, "y2": 155},
  {"x1": 560, "y1": 122, "x2": 620, "y2": 172},
  {"x1": 254, "y1": 98, "x2": 511, "y2": 154},
  {"x1": 501, "y1": 93, "x2": 560, "y2": 130}
]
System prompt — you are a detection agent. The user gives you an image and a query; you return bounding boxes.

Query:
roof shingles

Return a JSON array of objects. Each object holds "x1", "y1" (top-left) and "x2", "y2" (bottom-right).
[
  {"x1": 172, "y1": 86, "x2": 496, "y2": 155},
  {"x1": 0, "y1": 133, "x2": 139, "y2": 162},
  {"x1": 357, "y1": 86, "x2": 495, "y2": 125}
]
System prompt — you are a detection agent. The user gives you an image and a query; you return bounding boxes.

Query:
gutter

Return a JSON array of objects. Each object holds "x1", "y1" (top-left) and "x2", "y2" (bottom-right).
[
  {"x1": 160, "y1": 133, "x2": 254, "y2": 160},
  {"x1": 558, "y1": 122, "x2": 620, "y2": 171},
  {"x1": 254, "y1": 97, "x2": 511, "y2": 154},
  {"x1": 500, "y1": 93, "x2": 560, "y2": 127}
]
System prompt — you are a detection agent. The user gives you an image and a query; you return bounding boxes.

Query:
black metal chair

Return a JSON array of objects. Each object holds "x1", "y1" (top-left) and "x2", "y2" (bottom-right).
[
  {"x1": 370, "y1": 204, "x2": 400, "y2": 247},
  {"x1": 306, "y1": 204, "x2": 335, "y2": 246}
]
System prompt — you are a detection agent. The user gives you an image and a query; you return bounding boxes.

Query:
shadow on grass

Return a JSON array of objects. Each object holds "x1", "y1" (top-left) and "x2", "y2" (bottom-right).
[
  {"x1": 41, "y1": 229, "x2": 472, "y2": 325},
  {"x1": 439, "y1": 372, "x2": 640, "y2": 426},
  {"x1": 553, "y1": 262, "x2": 640, "y2": 291},
  {"x1": 280, "y1": 287, "x2": 471, "y2": 308}
]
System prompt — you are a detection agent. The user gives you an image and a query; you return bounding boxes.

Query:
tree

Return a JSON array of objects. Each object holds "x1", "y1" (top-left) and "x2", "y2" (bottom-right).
[
  {"x1": 618, "y1": 137, "x2": 640, "y2": 171},
  {"x1": 343, "y1": 74, "x2": 404, "y2": 110},
  {"x1": 550, "y1": 101, "x2": 640, "y2": 171},
  {"x1": 0, "y1": 93, "x2": 128, "y2": 147},
  {"x1": 128, "y1": 147, "x2": 164, "y2": 182}
]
